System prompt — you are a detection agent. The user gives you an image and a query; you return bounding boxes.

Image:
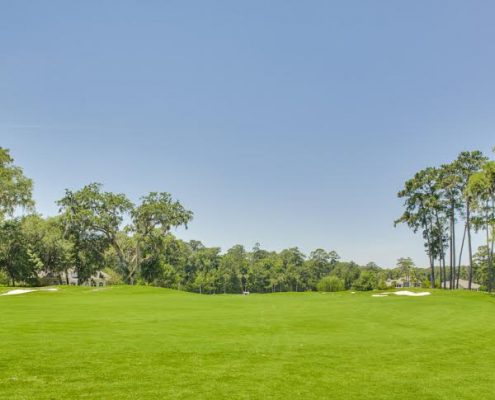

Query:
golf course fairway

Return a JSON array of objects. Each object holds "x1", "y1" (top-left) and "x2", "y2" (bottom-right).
[{"x1": 1, "y1": 286, "x2": 494, "y2": 399}]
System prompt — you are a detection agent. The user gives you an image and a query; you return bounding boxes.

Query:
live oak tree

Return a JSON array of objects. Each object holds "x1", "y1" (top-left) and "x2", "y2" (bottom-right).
[
  {"x1": 131, "y1": 192, "x2": 193, "y2": 284},
  {"x1": 57, "y1": 184, "x2": 193, "y2": 285},
  {"x1": 139, "y1": 234, "x2": 190, "y2": 289},
  {"x1": 0, "y1": 147, "x2": 34, "y2": 221},
  {"x1": 57, "y1": 183, "x2": 133, "y2": 284},
  {"x1": 21, "y1": 215, "x2": 73, "y2": 283},
  {"x1": 0, "y1": 219, "x2": 32, "y2": 286},
  {"x1": 0, "y1": 148, "x2": 34, "y2": 285}
]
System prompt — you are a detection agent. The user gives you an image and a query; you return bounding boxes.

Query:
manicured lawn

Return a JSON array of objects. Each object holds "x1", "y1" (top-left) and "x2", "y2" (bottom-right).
[{"x1": 0, "y1": 286, "x2": 494, "y2": 399}]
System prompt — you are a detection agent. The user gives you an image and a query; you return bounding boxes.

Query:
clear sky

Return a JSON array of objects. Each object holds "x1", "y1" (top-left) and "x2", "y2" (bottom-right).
[{"x1": 1, "y1": 1, "x2": 494, "y2": 267}]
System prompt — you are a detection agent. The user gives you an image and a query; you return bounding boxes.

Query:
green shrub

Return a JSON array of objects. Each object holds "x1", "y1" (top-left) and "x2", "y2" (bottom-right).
[
  {"x1": 377, "y1": 279, "x2": 388, "y2": 290},
  {"x1": 317, "y1": 276, "x2": 345, "y2": 292},
  {"x1": 103, "y1": 268, "x2": 123, "y2": 285},
  {"x1": 38, "y1": 276, "x2": 61, "y2": 286},
  {"x1": 352, "y1": 271, "x2": 378, "y2": 291}
]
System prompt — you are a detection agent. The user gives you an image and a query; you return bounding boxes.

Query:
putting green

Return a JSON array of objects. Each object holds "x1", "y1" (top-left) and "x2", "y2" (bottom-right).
[{"x1": 0, "y1": 286, "x2": 494, "y2": 399}]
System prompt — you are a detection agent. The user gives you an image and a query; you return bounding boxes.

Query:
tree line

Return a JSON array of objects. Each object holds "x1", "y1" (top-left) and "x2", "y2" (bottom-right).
[
  {"x1": 395, "y1": 149, "x2": 495, "y2": 291},
  {"x1": 1, "y1": 146, "x2": 492, "y2": 293}
]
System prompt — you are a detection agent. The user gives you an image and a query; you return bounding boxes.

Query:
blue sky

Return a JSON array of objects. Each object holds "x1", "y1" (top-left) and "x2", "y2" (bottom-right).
[{"x1": 1, "y1": 1, "x2": 494, "y2": 266}]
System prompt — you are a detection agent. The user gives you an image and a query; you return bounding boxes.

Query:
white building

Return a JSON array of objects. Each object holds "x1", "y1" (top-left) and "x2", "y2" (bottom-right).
[
  {"x1": 386, "y1": 278, "x2": 421, "y2": 289},
  {"x1": 64, "y1": 268, "x2": 110, "y2": 287},
  {"x1": 441, "y1": 279, "x2": 480, "y2": 291}
]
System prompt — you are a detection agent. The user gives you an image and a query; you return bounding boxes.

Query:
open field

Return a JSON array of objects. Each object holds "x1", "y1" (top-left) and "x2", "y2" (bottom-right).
[{"x1": 1, "y1": 287, "x2": 494, "y2": 399}]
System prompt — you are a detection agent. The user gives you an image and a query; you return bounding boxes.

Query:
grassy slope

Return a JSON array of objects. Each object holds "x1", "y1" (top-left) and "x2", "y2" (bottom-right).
[{"x1": 0, "y1": 286, "x2": 494, "y2": 399}]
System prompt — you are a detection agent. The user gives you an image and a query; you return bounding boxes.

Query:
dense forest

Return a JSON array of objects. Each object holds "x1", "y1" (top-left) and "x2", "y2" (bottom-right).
[{"x1": 0, "y1": 146, "x2": 493, "y2": 293}]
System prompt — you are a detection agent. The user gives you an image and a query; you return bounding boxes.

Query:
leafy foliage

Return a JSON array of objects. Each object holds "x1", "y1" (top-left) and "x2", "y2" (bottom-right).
[
  {"x1": 316, "y1": 276, "x2": 345, "y2": 292},
  {"x1": 0, "y1": 147, "x2": 33, "y2": 220}
]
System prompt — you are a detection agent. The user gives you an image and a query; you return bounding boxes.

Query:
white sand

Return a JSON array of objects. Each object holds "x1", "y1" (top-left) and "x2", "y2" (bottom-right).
[
  {"x1": 392, "y1": 290, "x2": 430, "y2": 297},
  {"x1": 1, "y1": 287, "x2": 59, "y2": 296},
  {"x1": 1, "y1": 289, "x2": 37, "y2": 296},
  {"x1": 372, "y1": 290, "x2": 431, "y2": 298}
]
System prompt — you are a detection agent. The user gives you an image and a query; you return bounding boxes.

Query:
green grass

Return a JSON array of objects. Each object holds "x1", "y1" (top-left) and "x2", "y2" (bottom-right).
[{"x1": 1, "y1": 286, "x2": 494, "y2": 399}]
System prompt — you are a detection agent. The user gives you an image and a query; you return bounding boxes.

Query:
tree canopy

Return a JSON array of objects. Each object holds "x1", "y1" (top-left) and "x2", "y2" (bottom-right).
[
  {"x1": 0, "y1": 147, "x2": 33, "y2": 220},
  {"x1": 1, "y1": 145, "x2": 493, "y2": 292}
]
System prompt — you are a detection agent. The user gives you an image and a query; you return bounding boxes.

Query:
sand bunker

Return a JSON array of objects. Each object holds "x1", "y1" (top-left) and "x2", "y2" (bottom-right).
[
  {"x1": 393, "y1": 290, "x2": 430, "y2": 297},
  {"x1": 1, "y1": 289, "x2": 37, "y2": 296},
  {"x1": 1, "y1": 288, "x2": 59, "y2": 296},
  {"x1": 372, "y1": 290, "x2": 431, "y2": 298}
]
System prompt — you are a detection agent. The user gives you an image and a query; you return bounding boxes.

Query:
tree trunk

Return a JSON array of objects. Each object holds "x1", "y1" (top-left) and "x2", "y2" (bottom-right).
[
  {"x1": 435, "y1": 211, "x2": 445, "y2": 289},
  {"x1": 441, "y1": 252, "x2": 447, "y2": 289},
  {"x1": 486, "y1": 221, "x2": 492, "y2": 293},
  {"x1": 449, "y1": 214, "x2": 453, "y2": 290},
  {"x1": 457, "y1": 224, "x2": 467, "y2": 289},
  {"x1": 426, "y1": 228, "x2": 435, "y2": 288},
  {"x1": 466, "y1": 202, "x2": 474, "y2": 290},
  {"x1": 111, "y1": 238, "x2": 133, "y2": 284},
  {"x1": 489, "y1": 199, "x2": 495, "y2": 293},
  {"x1": 428, "y1": 253, "x2": 435, "y2": 288},
  {"x1": 134, "y1": 240, "x2": 141, "y2": 286},
  {"x1": 438, "y1": 255, "x2": 445, "y2": 289},
  {"x1": 452, "y1": 206, "x2": 456, "y2": 289},
  {"x1": 449, "y1": 202, "x2": 456, "y2": 290},
  {"x1": 438, "y1": 259, "x2": 443, "y2": 289}
]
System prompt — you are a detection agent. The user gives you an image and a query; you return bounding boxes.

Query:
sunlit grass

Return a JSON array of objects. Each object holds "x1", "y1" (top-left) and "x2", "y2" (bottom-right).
[{"x1": 0, "y1": 286, "x2": 494, "y2": 399}]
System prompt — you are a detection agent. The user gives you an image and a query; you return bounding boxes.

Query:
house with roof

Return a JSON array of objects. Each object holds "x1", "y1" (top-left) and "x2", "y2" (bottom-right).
[
  {"x1": 63, "y1": 268, "x2": 110, "y2": 287},
  {"x1": 37, "y1": 268, "x2": 110, "y2": 286},
  {"x1": 386, "y1": 277, "x2": 421, "y2": 289},
  {"x1": 442, "y1": 279, "x2": 480, "y2": 291}
]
